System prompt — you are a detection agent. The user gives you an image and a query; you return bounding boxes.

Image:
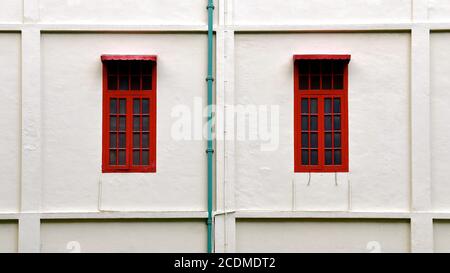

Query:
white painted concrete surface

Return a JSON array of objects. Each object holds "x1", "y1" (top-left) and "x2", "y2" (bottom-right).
[{"x1": 0, "y1": 221, "x2": 18, "y2": 253}]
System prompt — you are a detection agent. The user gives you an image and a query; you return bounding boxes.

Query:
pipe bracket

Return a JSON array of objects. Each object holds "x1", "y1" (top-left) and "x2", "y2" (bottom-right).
[
  {"x1": 206, "y1": 76, "x2": 215, "y2": 82},
  {"x1": 207, "y1": 4, "x2": 215, "y2": 10},
  {"x1": 206, "y1": 148, "x2": 215, "y2": 154}
]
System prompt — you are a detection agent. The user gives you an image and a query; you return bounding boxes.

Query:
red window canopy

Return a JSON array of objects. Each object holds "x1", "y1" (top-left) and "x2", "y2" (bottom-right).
[
  {"x1": 101, "y1": 55, "x2": 157, "y2": 62},
  {"x1": 294, "y1": 54, "x2": 351, "y2": 63}
]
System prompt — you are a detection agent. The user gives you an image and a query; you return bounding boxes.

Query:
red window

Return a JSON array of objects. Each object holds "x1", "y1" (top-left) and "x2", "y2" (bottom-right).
[
  {"x1": 101, "y1": 55, "x2": 157, "y2": 173},
  {"x1": 294, "y1": 55, "x2": 350, "y2": 172}
]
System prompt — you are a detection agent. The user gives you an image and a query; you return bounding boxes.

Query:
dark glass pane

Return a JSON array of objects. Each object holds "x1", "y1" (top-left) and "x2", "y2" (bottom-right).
[
  {"x1": 142, "y1": 133, "x2": 149, "y2": 148},
  {"x1": 333, "y1": 75, "x2": 343, "y2": 89},
  {"x1": 119, "y1": 116, "x2": 126, "y2": 131},
  {"x1": 325, "y1": 150, "x2": 333, "y2": 165},
  {"x1": 301, "y1": 150, "x2": 309, "y2": 165},
  {"x1": 311, "y1": 61, "x2": 320, "y2": 74},
  {"x1": 334, "y1": 99, "x2": 341, "y2": 113},
  {"x1": 142, "y1": 62, "x2": 152, "y2": 74},
  {"x1": 133, "y1": 116, "x2": 140, "y2": 131},
  {"x1": 325, "y1": 99, "x2": 332, "y2": 113},
  {"x1": 322, "y1": 75, "x2": 332, "y2": 89},
  {"x1": 131, "y1": 76, "x2": 140, "y2": 90},
  {"x1": 311, "y1": 150, "x2": 318, "y2": 165},
  {"x1": 110, "y1": 99, "x2": 117, "y2": 114},
  {"x1": 110, "y1": 116, "x2": 117, "y2": 131},
  {"x1": 325, "y1": 133, "x2": 332, "y2": 148},
  {"x1": 133, "y1": 150, "x2": 140, "y2": 165},
  {"x1": 119, "y1": 99, "x2": 126, "y2": 114},
  {"x1": 334, "y1": 133, "x2": 341, "y2": 148},
  {"x1": 133, "y1": 99, "x2": 140, "y2": 114},
  {"x1": 130, "y1": 61, "x2": 140, "y2": 74},
  {"x1": 310, "y1": 99, "x2": 318, "y2": 114},
  {"x1": 322, "y1": 61, "x2": 332, "y2": 74},
  {"x1": 119, "y1": 133, "x2": 126, "y2": 148},
  {"x1": 301, "y1": 116, "x2": 308, "y2": 131},
  {"x1": 142, "y1": 116, "x2": 149, "y2": 131},
  {"x1": 119, "y1": 76, "x2": 129, "y2": 90},
  {"x1": 334, "y1": 62, "x2": 344, "y2": 74},
  {"x1": 335, "y1": 150, "x2": 342, "y2": 165},
  {"x1": 311, "y1": 133, "x2": 318, "y2": 148},
  {"x1": 302, "y1": 133, "x2": 309, "y2": 148},
  {"x1": 325, "y1": 115, "x2": 332, "y2": 130},
  {"x1": 142, "y1": 76, "x2": 152, "y2": 90},
  {"x1": 118, "y1": 150, "x2": 126, "y2": 165},
  {"x1": 142, "y1": 99, "x2": 149, "y2": 114},
  {"x1": 109, "y1": 133, "x2": 117, "y2": 148},
  {"x1": 299, "y1": 61, "x2": 309, "y2": 74},
  {"x1": 108, "y1": 62, "x2": 118, "y2": 74},
  {"x1": 108, "y1": 76, "x2": 118, "y2": 90},
  {"x1": 310, "y1": 116, "x2": 318, "y2": 131},
  {"x1": 118, "y1": 61, "x2": 129, "y2": 74},
  {"x1": 301, "y1": 99, "x2": 309, "y2": 113},
  {"x1": 142, "y1": 150, "x2": 149, "y2": 165},
  {"x1": 133, "y1": 133, "x2": 140, "y2": 149},
  {"x1": 299, "y1": 76, "x2": 309, "y2": 90},
  {"x1": 334, "y1": 116, "x2": 341, "y2": 130},
  {"x1": 109, "y1": 150, "x2": 117, "y2": 165},
  {"x1": 311, "y1": 76, "x2": 320, "y2": 90}
]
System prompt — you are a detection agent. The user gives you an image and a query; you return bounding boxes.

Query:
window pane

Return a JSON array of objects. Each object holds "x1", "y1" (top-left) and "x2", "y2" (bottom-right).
[
  {"x1": 334, "y1": 99, "x2": 341, "y2": 113},
  {"x1": 119, "y1": 133, "x2": 126, "y2": 148},
  {"x1": 311, "y1": 76, "x2": 320, "y2": 90},
  {"x1": 108, "y1": 76, "x2": 118, "y2": 90},
  {"x1": 301, "y1": 133, "x2": 309, "y2": 148},
  {"x1": 325, "y1": 116, "x2": 332, "y2": 130},
  {"x1": 109, "y1": 150, "x2": 117, "y2": 165},
  {"x1": 311, "y1": 61, "x2": 320, "y2": 74},
  {"x1": 311, "y1": 150, "x2": 318, "y2": 165},
  {"x1": 334, "y1": 62, "x2": 344, "y2": 74},
  {"x1": 131, "y1": 76, "x2": 140, "y2": 90},
  {"x1": 333, "y1": 75, "x2": 343, "y2": 89},
  {"x1": 310, "y1": 99, "x2": 318, "y2": 114},
  {"x1": 310, "y1": 116, "x2": 318, "y2": 131},
  {"x1": 118, "y1": 61, "x2": 129, "y2": 74},
  {"x1": 118, "y1": 150, "x2": 126, "y2": 165},
  {"x1": 335, "y1": 150, "x2": 342, "y2": 165},
  {"x1": 133, "y1": 133, "x2": 140, "y2": 149},
  {"x1": 301, "y1": 99, "x2": 308, "y2": 114},
  {"x1": 322, "y1": 61, "x2": 332, "y2": 74},
  {"x1": 130, "y1": 61, "x2": 140, "y2": 74},
  {"x1": 119, "y1": 116, "x2": 126, "y2": 131},
  {"x1": 142, "y1": 99, "x2": 149, "y2": 114},
  {"x1": 142, "y1": 150, "x2": 149, "y2": 165},
  {"x1": 142, "y1": 62, "x2": 152, "y2": 74},
  {"x1": 108, "y1": 62, "x2": 118, "y2": 74},
  {"x1": 110, "y1": 99, "x2": 117, "y2": 114},
  {"x1": 334, "y1": 133, "x2": 341, "y2": 148},
  {"x1": 119, "y1": 76, "x2": 129, "y2": 90},
  {"x1": 322, "y1": 75, "x2": 332, "y2": 89},
  {"x1": 133, "y1": 99, "x2": 140, "y2": 114},
  {"x1": 311, "y1": 133, "x2": 318, "y2": 148},
  {"x1": 301, "y1": 116, "x2": 308, "y2": 131},
  {"x1": 109, "y1": 116, "x2": 117, "y2": 131},
  {"x1": 142, "y1": 76, "x2": 152, "y2": 90},
  {"x1": 325, "y1": 150, "x2": 333, "y2": 165},
  {"x1": 325, "y1": 99, "x2": 332, "y2": 113},
  {"x1": 334, "y1": 116, "x2": 341, "y2": 130},
  {"x1": 142, "y1": 133, "x2": 149, "y2": 148},
  {"x1": 133, "y1": 116, "x2": 140, "y2": 131},
  {"x1": 133, "y1": 150, "x2": 140, "y2": 165},
  {"x1": 299, "y1": 76, "x2": 309, "y2": 90},
  {"x1": 299, "y1": 61, "x2": 309, "y2": 74},
  {"x1": 109, "y1": 133, "x2": 117, "y2": 148},
  {"x1": 119, "y1": 99, "x2": 126, "y2": 114},
  {"x1": 325, "y1": 133, "x2": 332, "y2": 148},
  {"x1": 301, "y1": 150, "x2": 309, "y2": 165},
  {"x1": 142, "y1": 116, "x2": 149, "y2": 131}
]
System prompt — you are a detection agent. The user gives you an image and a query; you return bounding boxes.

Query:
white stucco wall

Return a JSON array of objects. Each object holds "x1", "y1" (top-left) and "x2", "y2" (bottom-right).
[
  {"x1": 0, "y1": 33, "x2": 21, "y2": 213},
  {"x1": 235, "y1": 33, "x2": 411, "y2": 212},
  {"x1": 233, "y1": 0, "x2": 412, "y2": 25},
  {"x1": 41, "y1": 220, "x2": 206, "y2": 252},
  {"x1": 434, "y1": 220, "x2": 450, "y2": 253},
  {"x1": 431, "y1": 32, "x2": 450, "y2": 212},
  {"x1": 236, "y1": 219, "x2": 410, "y2": 253},
  {"x1": 0, "y1": 0, "x2": 23, "y2": 23},
  {"x1": 41, "y1": 33, "x2": 208, "y2": 212},
  {"x1": 0, "y1": 221, "x2": 18, "y2": 253},
  {"x1": 429, "y1": 0, "x2": 450, "y2": 21}
]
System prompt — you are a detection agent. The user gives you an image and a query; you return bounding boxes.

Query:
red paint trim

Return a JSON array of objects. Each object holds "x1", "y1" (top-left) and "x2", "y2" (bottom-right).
[
  {"x1": 102, "y1": 56, "x2": 157, "y2": 173},
  {"x1": 101, "y1": 55, "x2": 157, "y2": 62},
  {"x1": 294, "y1": 55, "x2": 350, "y2": 173},
  {"x1": 294, "y1": 54, "x2": 351, "y2": 61}
]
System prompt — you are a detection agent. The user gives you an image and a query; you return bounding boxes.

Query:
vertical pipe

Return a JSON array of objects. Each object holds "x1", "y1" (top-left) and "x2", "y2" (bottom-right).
[{"x1": 206, "y1": 0, "x2": 215, "y2": 253}]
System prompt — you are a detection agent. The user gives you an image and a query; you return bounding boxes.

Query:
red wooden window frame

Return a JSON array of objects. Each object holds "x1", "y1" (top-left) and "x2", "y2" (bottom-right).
[
  {"x1": 294, "y1": 54, "x2": 350, "y2": 173},
  {"x1": 101, "y1": 55, "x2": 157, "y2": 173}
]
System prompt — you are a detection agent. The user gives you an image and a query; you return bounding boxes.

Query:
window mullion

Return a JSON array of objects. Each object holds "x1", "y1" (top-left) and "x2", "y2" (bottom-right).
[
  {"x1": 126, "y1": 97, "x2": 133, "y2": 169},
  {"x1": 318, "y1": 96, "x2": 325, "y2": 168}
]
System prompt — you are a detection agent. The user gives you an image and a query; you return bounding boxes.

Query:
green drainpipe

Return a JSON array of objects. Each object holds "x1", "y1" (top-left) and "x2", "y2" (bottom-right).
[{"x1": 206, "y1": 0, "x2": 215, "y2": 254}]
